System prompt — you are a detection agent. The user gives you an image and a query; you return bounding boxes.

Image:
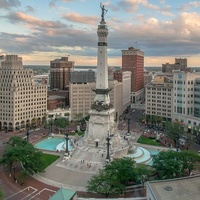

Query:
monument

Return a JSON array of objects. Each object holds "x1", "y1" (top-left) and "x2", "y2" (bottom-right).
[{"x1": 84, "y1": 4, "x2": 128, "y2": 157}]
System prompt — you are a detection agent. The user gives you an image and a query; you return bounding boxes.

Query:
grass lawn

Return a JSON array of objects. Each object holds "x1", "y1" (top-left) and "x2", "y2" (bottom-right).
[
  {"x1": 40, "y1": 154, "x2": 60, "y2": 170},
  {"x1": 137, "y1": 136, "x2": 161, "y2": 146}
]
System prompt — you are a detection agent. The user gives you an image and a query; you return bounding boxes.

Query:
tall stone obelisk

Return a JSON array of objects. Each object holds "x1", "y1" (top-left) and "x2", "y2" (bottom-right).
[{"x1": 85, "y1": 4, "x2": 121, "y2": 148}]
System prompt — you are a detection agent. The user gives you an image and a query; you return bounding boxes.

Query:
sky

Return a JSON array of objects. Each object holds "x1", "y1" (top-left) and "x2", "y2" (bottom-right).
[{"x1": 1, "y1": 0, "x2": 200, "y2": 67}]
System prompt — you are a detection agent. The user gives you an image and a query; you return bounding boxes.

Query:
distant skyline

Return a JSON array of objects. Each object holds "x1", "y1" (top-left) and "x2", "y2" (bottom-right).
[{"x1": 1, "y1": 0, "x2": 200, "y2": 66}]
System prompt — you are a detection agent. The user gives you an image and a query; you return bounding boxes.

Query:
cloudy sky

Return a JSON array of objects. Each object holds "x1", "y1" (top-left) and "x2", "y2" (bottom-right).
[{"x1": 1, "y1": 0, "x2": 200, "y2": 67}]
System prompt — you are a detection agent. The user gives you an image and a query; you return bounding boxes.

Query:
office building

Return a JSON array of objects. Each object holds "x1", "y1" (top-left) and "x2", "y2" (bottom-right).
[
  {"x1": 114, "y1": 70, "x2": 132, "y2": 110},
  {"x1": 0, "y1": 55, "x2": 47, "y2": 131},
  {"x1": 69, "y1": 80, "x2": 123, "y2": 120},
  {"x1": 50, "y1": 57, "x2": 74, "y2": 90},
  {"x1": 145, "y1": 76, "x2": 173, "y2": 121},
  {"x1": 173, "y1": 71, "x2": 200, "y2": 132},
  {"x1": 122, "y1": 47, "x2": 144, "y2": 103},
  {"x1": 162, "y1": 58, "x2": 188, "y2": 73},
  {"x1": 69, "y1": 71, "x2": 95, "y2": 83}
]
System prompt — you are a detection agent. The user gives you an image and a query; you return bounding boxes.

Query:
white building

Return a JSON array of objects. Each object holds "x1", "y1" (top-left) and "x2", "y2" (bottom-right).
[
  {"x1": 69, "y1": 80, "x2": 123, "y2": 120},
  {"x1": 0, "y1": 55, "x2": 47, "y2": 131},
  {"x1": 145, "y1": 77, "x2": 173, "y2": 121},
  {"x1": 122, "y1": 71, "x2": 131, "y2": 110},
  {"x1": 173, "y1": 71, "x2": 200, "y2": 131}
]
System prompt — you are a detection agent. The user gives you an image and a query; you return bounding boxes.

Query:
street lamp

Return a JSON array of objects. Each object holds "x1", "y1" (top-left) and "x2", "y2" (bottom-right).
[
  {"x1": 127, "y1": 118, "x2": 130, "y2": 133},
  {"x1": 49, "y1": 117, "x2": 53, "y2": 134},
  {"x1": 65, "y1": 131, "x2": 69, "y2": 155},
  {"x1": 106, "y1": 131, "x2": 111, "y2": 162},
  {"x1": 12, "y1": 166, "x2": 17, "y2": 183},
  {"x1": 26, "y1": 126, "x2": 30, "y2": 142}
]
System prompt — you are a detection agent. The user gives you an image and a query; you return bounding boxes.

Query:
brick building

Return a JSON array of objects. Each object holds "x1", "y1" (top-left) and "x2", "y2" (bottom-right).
[{"x1": 122, "y1": 47, "x2": 144, "y2": 103}]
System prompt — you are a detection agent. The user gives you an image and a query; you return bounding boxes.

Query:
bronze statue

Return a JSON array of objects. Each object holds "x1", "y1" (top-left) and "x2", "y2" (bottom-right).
[{"x1": 100, "y1": 3, "x2": 108, "y2": 21}]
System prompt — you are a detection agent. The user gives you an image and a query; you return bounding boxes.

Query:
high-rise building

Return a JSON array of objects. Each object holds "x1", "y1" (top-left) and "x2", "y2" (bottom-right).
[
  {"x1": 0, "y1": 55, "x2": 47, "y2": 131},
  {"x1": 145, "y1": 76, "x2": 173, "y2": 121},
  {"x1": 162, "y1": 58, "x2": 188, "y2": 73},
  {"x1": 113, "y1": 70, "x2": 131, "y2": 110},
  {"x1": 172, "y1": 71, "x2": 200, "y2": 132},
  {"x1": 50, "y1": 57, "x2": 75, "y2": 90},
  {"x1": 122, "y1": 47, "x2": 144, "y2": 103}
]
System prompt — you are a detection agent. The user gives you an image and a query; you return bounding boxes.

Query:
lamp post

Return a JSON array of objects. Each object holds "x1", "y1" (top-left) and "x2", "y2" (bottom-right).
[
  {"x1": 127, "y1": 118, "x2": 130, "y2": 133},
  {"x1": 26, "y1": 126, "x2": 30, "y2": 142},
  {"x1": 106, "y1": 131, "x2": 111, "y2": 162},
  {"x1": 49, "y1": 118, "x2": 53, "y2": 134},
  {"x1": 12, "y1": 166, "x2": 16, "y2": 182},
  {"x1": 65, "y1": 131, "x2": 69, "y2": 155},
  {"x1": 176, "y1": 134, "x2": 180, "y2": 152}
]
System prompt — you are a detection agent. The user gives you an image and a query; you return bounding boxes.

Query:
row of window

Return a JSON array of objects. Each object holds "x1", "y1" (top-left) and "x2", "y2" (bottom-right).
[
  {"x1": 147, "y1": 88, "x2": 171, "y2": 91},
  {"x1": 146, "y1": 111, "x2": 171, "y2": 117},
  {"x1": 174, "y1": 106, "x2": 193, "y2": 115},
  {"x1": 175, "y1": 87, "x2": 194, "y2": 91},
  {"x1": 174, "y1": 80, "x2": 194, "y2": 84}
]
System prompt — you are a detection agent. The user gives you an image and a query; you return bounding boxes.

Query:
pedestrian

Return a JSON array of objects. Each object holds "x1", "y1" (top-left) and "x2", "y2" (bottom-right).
[{"x1": 102, "y1": 154, "x2": 103, "y2": 157}]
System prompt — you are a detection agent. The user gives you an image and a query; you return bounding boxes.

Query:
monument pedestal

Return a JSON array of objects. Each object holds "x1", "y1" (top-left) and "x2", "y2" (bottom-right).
[{"x1": 85, "y1": 108, "x2": 121, "y2": 148}]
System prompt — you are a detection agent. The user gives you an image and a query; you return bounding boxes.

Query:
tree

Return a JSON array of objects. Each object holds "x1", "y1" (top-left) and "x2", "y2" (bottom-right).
[
  {"x1": 0, "y1": 136, "x2": 45, "y2": 176},
  {"x1": 54, "y1": 118, "x2": 69, "y2": 130},
  {"x1": 152, "y1": 150, "x2": 200, "y2": 180},
  {"x1": 87, "y1": 169, "x2": 124, "y2": 198},
  {"x1": 152, "y1": 150, "x2": 184, "y2": 179},
  {"x1": 135, "y1": 164, "x2": 153, "y2": 186},
  {"x1": 74, "y1": 113, "x2": 83, "y2": 124},
  {"x1": 180, "y1": 150, "x2": 200, "y2": 175},
  {"x1": 183, "y1": 133, "x2": 196, "y2": 150},
  {"x1": 105, "y1": 157, "x2": 137, "y2": 186},
  {"x1": 87, "y1": 157, "x2": 139, "y2": 197},
  {"x1": 165, "y1": 121, "x2": 183, "y2": 149}
]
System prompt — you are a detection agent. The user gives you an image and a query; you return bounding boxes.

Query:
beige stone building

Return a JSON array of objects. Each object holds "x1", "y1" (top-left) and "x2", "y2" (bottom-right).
[
  {"x1": 0, "y1": 55, "x2": 47, "y2": 131},
  {"x1": 69, "y1": 80, "x2": 123, "y2": 120},
  {"x1": 145, "y1": 76, "x2": 173, "y2": 121}
]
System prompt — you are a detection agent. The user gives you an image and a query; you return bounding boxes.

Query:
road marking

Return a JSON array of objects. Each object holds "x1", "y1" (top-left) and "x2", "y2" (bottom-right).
[
  {"x1": 28, "y1": 188, "x2": 56, "y2": 200},
  {"x1": 5, "y1": 186, "x2": 37, "y2": 200}
]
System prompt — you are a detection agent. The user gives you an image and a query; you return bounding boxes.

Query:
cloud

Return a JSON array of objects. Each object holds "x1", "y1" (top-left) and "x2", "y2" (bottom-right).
[
  {"x1": 8, "y1": 12, "x2": 67, "y2": 29},
  {"x1": 25, "y1": 6, "x2": 34, "y2": 13},
  {"x1": 63, "y1": 12, "x2": 98, "y2": 25},
  {"x1": 179, "y1": 1, "x2": 200, "y2": 11},
  {"x1": 108, "y1": 11, "x2": 200, "y2": 58},
  {"x1": 0, "y1": 0, "x2": 21, "y2": 10},
  {"x1": 118, "y1": 0, "x2": 160, "y2": 13},
  {"x1": 1, "y1": 3, "x2": 200, "y2": 66}
]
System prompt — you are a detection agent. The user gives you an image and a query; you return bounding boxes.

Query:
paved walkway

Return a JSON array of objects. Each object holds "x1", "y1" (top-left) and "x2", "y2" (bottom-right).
[
  {"x1": 33, "y1": 133, "x2": 132, "y2": 192},
  {"x1": 0, "y1": 126, "x2": 162, "y2": 199}
]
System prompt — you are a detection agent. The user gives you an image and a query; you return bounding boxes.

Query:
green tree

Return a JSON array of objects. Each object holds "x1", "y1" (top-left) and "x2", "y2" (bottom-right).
[
  {"x1": 152, "y1": 150, "x2": 184, "y2": 179},
  {"x1": 87, "y1": 169, "x2": 124, "y2": 198},
  {"x1": 180, "y1": 150, "x2": 200, "y2": 175},
  {"x1": 74, "y1": 113, "x2": 83, "y2": 124},
  {"x1": 136, "y1": 164, "x2": 153, "y2": 186},
  {"x1": 165, "y1": 121, "x2": 183, "y2": 149},
  {"x1": 0, "y1": 136, "x2": 45, "y2": 176},
  {"x1": 183, "y1": 133, "x2": 196, "y2": 150},
  {"x1": 152, "y1": 150, "x2": 200, "y2": 180},
  {"x1": 105, "y1": 157, "x2": 137, "y2": 186},
  {"x1": 54, "y1": 118, "x2": 69, "y2": 130},
  {"x1": 87, "y1": 157, "x2": 139, "y2": 197}
]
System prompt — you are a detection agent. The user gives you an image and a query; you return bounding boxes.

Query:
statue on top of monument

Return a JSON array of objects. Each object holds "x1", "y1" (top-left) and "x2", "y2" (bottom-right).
[{"x1": 100, "y1": 3, "x2": 108, "y2": 21}]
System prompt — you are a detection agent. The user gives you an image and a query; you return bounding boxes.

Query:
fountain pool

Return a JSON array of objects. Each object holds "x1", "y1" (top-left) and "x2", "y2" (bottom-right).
[{"x1": 34, "y1": 137, "x2": 73, "y2": 152}]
